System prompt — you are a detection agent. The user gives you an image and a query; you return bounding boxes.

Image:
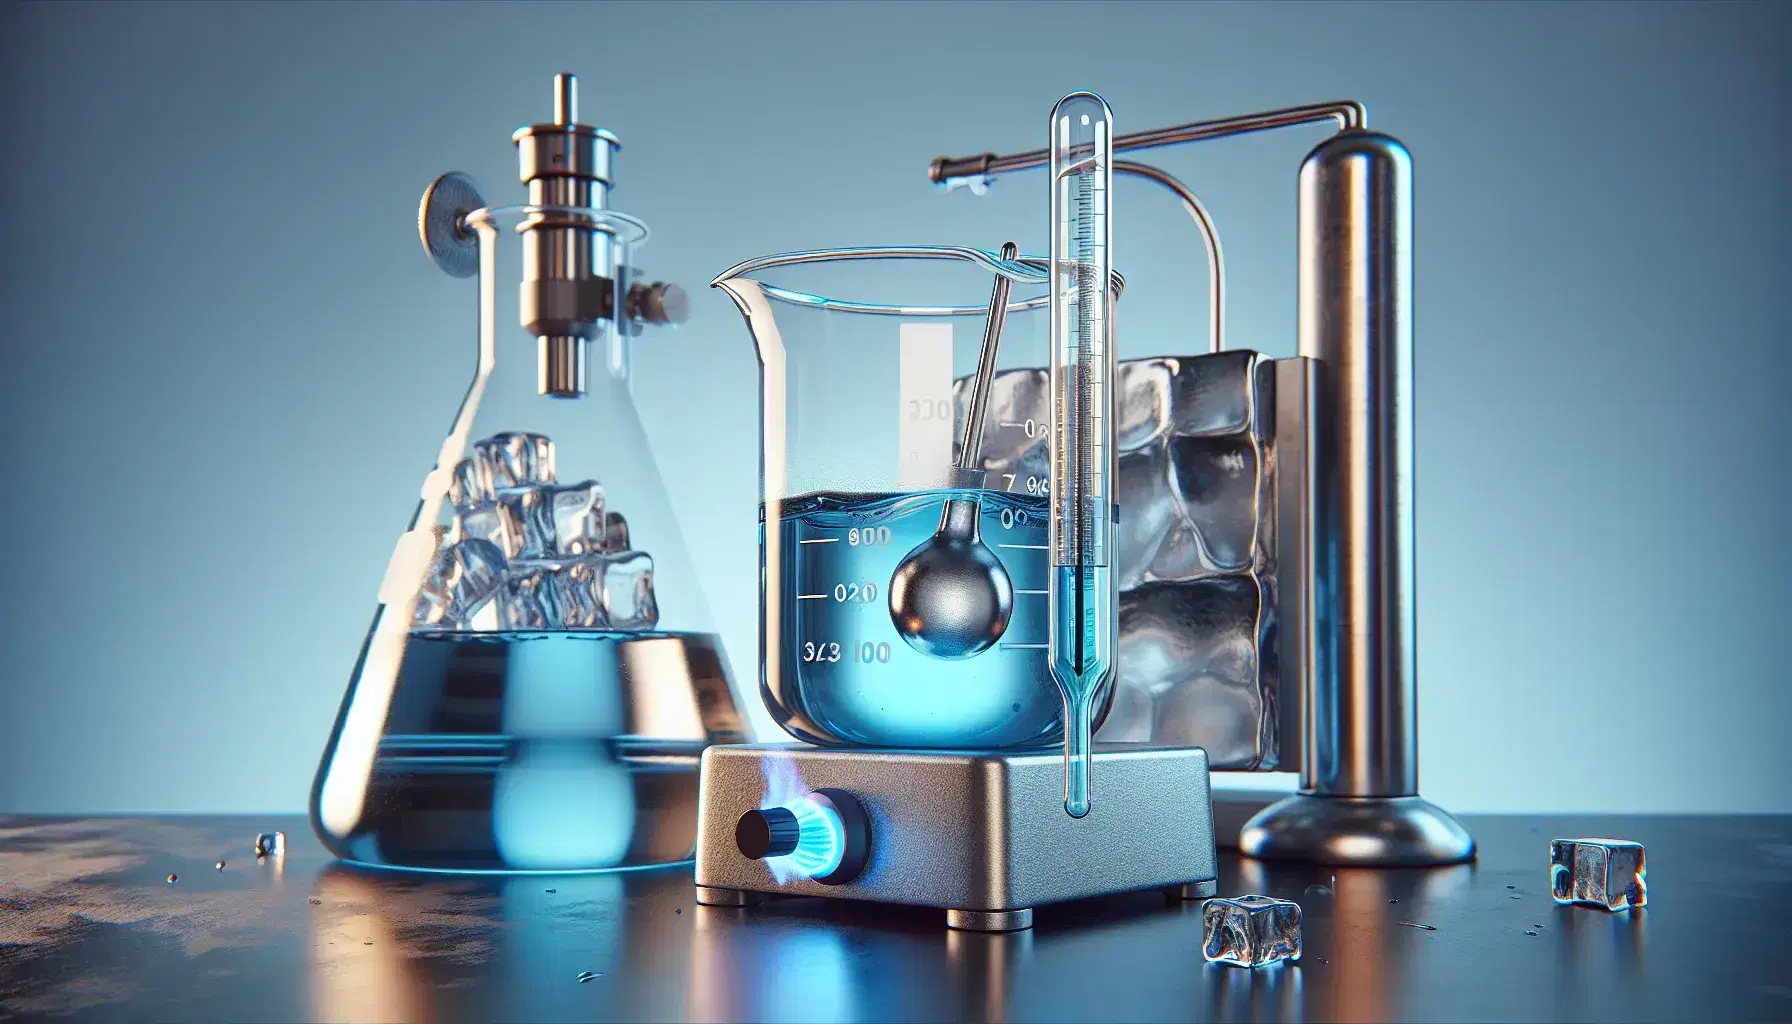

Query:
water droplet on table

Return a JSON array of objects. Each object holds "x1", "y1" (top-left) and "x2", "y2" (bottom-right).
[
  {"x1": 577, "y1": 971, "x2": 602, "y2": 983},
  {"x1": 1398, "y1": 921, "x2": 1437, "y2": 931},
  {"x1": 545, "y1": 888, "x2": 557, "y2": 894},
  {"x1": 216, "y1": 861, "x2": 226, "y2": 870},
  {"x1": 166, "y1": 874, "x2": 177, "y2": 884},
  {"x1": 1506, "y1": 884, "x2": 1517, "y2": 889},
  {"x1": 1388, "y1": 898, "x2": 1399, "y2": 904},
  {"x1": 1525, "y1": 929, "x2": 1538, "y2": 936}
]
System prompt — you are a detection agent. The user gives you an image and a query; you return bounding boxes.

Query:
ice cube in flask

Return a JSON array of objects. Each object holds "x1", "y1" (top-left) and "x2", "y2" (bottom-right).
[{"x1": 310, "y1": 74, "x2": 747, "y2": 873}]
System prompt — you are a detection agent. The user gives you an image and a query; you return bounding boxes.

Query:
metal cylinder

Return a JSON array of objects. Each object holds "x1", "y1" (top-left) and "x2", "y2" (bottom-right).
[
  {"x1": 1296, "y1": 130, "x2": 1415, "y2": 798},
  {"x1": 514, "y1": 72, "x2": 623, "y2": 397}
]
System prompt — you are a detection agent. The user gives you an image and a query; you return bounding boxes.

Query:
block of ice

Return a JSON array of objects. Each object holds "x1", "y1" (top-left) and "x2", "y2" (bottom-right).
[
  {"x1": 1099, "y1": 579, "x2": 1270, "y2": 768},
  {"x1": 1168, "y1": 350, "x2": 1259, "y2": 437},
  {"x1": 497, "y1": 551, "x2": 659, "y2": 632},
  {"x1": 1551, "y1": 838, "x2": 1647, "y2": 911},
  {"x1": 457, "y1": 490, "x2": 556, "y2": 561},
  {"x1": 1203, "y1": 894, "x2": 1301, "y2": 967},
  {"x1": 449, "y1": 432, "x2": 556, "y2": 510},
  {"x1": 954, "y1": 352, "x2": 1279, "y2": 769},
  {"x1": 597, "y1": 550, "x2": 657, "y2": 629},
  {"x1": 1163, "y1": 434, "x2": 1260, "y2": 575},
  {"x1": 550, "y1": 480, "x2": 608, "y2": 555},
  {"x1": 1116, "y1": 357, "x2": 1174, "y2": 451},
  {"x1": 499, "y1": 562, "x2": 560, "y2": 630},
  {"x1": 413, "y1": 538, "x2": 506, "y2": 629}
]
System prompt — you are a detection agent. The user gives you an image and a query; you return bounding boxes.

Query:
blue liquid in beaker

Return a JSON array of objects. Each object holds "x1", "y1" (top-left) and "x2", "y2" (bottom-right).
[{"x1": 763, "y1": 489, "x2": 1064, "y2": 749}]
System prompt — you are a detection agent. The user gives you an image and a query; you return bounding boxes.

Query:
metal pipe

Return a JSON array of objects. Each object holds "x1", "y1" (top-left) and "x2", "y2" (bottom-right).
[
  {"x1": 960, "y1": 241, "x2": 1019, "y2": 467},
  {"x1": 1298, "y1": 130, "x2": 1415, "y2": 798},
  {"x1": 928, "y1": 101, "x2": 1365, "y2": 184},
  {"x1": 553, "y1": 72, "x2": 577, "y2": 126},
  {"x1": 1238, "y1": 127, "x2": 1472, "y2": 866},
  {"x1": 1112, "y1": 161, "x2": 1223, "y2": 354}
]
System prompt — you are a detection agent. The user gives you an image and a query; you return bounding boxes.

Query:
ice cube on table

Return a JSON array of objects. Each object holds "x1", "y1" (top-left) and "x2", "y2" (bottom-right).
[
  {"x1": 254, "y1": 831, "x2": 286, "y2": 857},
  {"x1": 448, "y1": 432, "x2": 556, "y2": 510},
  {"x1": 413, "y1": 538, "x2": 506, "y2": 629},
  {"x1": 1202, "y1": 894, "x2": 1301, "y2": 968},
  {"x1": 550, "y1": 480, "x2": 607, "y2": 555},
  {"x1": 1551, "y1": 838, "x2": 1647, "y2": 911}
]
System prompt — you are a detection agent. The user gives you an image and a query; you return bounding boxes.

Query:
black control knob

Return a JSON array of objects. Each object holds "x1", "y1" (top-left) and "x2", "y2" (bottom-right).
[
  {"x1": 735, "y1": 790, "x2": 871, "y2": 887},
  {"x1": 736, "y1": 806, "x2": 801, "y2": 860}
]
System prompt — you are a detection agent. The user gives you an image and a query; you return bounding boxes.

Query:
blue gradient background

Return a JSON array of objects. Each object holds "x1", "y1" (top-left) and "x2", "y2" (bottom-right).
[{"x1": 0, "y1": 1, "x2": 1785, "y2": 814}]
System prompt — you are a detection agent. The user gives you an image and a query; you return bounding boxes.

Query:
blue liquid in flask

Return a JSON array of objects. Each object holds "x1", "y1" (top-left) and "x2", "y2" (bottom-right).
[
  {"x1": 763, "y1": 488, "x2": 1075, "y2": 749},
  {"x1": 316, "y1": 629, "x2": 728, "y2": 872}
]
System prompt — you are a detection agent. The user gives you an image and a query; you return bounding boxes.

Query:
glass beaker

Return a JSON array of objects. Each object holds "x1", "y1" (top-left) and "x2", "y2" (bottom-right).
[
  {"x1": 310, "y1": 204, "x2": 746, "y2": 873},
  {"x1": 712, "y1": 246, "x2": 1122, "y2": 749}
]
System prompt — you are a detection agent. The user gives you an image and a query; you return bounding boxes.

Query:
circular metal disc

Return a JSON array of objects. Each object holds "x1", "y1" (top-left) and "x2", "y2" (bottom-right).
[{"x1": 418, "y1": 172, "x2": 485, "y2": 278}]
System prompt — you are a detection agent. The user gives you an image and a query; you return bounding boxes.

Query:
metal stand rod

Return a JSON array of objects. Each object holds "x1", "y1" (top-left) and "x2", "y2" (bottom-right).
[{"x1": 1240, "y1": 129, "x2": 1473, "y2": 867}]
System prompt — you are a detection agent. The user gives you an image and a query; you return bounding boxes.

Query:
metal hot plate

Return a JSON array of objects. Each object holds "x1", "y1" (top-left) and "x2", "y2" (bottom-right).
[{"x1": 693, "y1": 743, "x2": 1217, "y2": 931}]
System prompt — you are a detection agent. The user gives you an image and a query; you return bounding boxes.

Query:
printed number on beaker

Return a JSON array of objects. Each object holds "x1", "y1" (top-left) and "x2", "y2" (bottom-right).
[
  {"x1": 999, "y1": 508, "x2": 1031, "y2": 530},
  {"x1": 1001, "y1": 474, "x2": 1047, "y2": 495},
  {"x1": 847, "y1": 527, "x2": 892, "y2": 547},
  {"x1": 999, "y1": 418, "x2": 1042, "y2": 438},
  {"x1": 908, "y1": 399, "x2": 952, "y2": 421},
  {"x1": 802, "y1": 642, "x2": 843, "y2": 663},
  {"x1": 856, "y1": 642, "x2": 892, "y2": 664},
  {"x1": 834, "y1": 582, "x2": 878, "y2": 604}
]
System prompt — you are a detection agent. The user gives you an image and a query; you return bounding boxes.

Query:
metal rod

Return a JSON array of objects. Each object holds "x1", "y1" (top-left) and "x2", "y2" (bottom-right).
[
  {"x1": 959, "y1": 241, "x2": 1018, "y2": 469},
  {"x1": 928, "y1": 101, "x2": 1365, "y2": 183},
  {"x1": 1298, "y1": 131, "x2": 1414, "y2": 798},
  {"x1": 553, "y1": 72, "x2": 577, "y2": 126},
  {"x1": 1241, "y1": 129, "x2": 1474, "y2": 864},
  {"x1": 1112, "y1": 162, "x2": 1223, "y2": 354}
]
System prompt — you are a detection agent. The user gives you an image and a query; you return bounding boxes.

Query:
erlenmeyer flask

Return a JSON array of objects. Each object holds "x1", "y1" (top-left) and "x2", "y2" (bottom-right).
[{"x1": 310, "y1": 76, "x2": 745, "y2": 873}]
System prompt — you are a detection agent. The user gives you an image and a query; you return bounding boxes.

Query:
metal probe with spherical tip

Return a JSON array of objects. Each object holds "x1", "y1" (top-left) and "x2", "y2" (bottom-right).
[{"x1": 887, "y1": 243, "x2": 1020, "y2": 660}]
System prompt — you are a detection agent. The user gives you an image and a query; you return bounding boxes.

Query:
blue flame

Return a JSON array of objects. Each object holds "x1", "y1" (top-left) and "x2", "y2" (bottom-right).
[
  {"x1": 759, "y1": 752, "x2": 845, "y2": 883},
  {"x1": 781, "y1": 798, "x2": 846, "y2": 880}
]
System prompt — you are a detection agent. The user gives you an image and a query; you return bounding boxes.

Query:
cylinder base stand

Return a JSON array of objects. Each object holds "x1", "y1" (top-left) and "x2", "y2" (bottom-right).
[{"x1": 1240, "y1": 794, "x2": 1475, "y2": 867}]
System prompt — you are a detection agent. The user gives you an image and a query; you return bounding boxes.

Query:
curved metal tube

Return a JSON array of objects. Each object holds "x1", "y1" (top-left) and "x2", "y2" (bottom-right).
[
  {"x1": 1113, "y1": 161, "x2": 1223, "y2": 354},
  {"x1": 928, "y1": 101, "x2": 1365, "y2": 183},
  {"x1": 925, "y1": 101, "x2": 1365, "y2": 352}
]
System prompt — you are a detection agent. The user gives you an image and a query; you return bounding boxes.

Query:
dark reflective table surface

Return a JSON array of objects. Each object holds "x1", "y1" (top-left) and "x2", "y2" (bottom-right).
[{"x1": 2, "y1": 815, "x2": 1788, "y2": 1021}]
